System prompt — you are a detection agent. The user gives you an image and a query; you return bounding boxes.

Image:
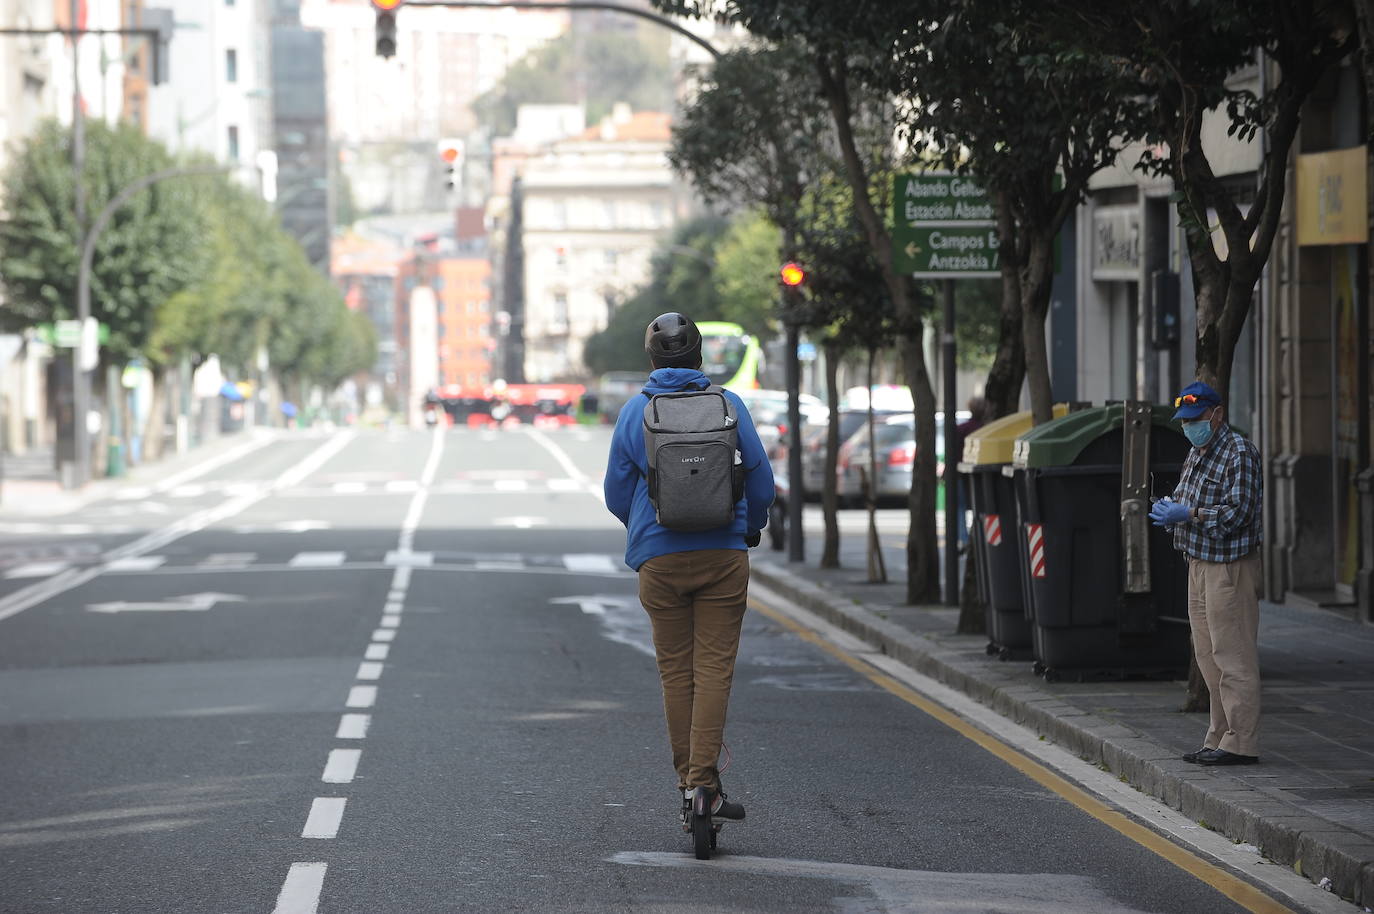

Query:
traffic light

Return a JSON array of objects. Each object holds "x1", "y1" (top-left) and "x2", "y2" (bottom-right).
[
  {"x1": 780, "y1": 262, "x2": 806, "y2": 287},
  {"x1": 372, "y1": 0, "x2": 402, "y2": 58},
  {"x1": 437, "y1": 138, "x2": 463, "y2": 191}
]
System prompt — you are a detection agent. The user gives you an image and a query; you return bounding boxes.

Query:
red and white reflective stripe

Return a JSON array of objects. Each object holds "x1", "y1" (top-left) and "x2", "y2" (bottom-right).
[
  {"x1": 1026, "y1": 523, "x2": 1046, "y2": 578},
  {"x1": 983, "y1": 514, "x2": 1002, "y2": 546}
]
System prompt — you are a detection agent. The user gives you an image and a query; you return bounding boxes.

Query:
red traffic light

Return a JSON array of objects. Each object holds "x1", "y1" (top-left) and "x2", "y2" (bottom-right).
[
  {"x1": 371, "y1": 0, "x2": 404, "y2": 9},
  {"x1": 780, "y1": 262, "x2": 805, "y2": 287}
]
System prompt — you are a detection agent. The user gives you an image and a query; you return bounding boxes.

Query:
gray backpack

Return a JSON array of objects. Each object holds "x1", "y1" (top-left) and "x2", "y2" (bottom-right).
[{"x1": 642, "y1": 387, "x2": 745, "y2": 531}]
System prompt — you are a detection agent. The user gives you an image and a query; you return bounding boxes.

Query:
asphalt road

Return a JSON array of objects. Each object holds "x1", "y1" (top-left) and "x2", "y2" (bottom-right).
[{"x1": 0, "y1": 425, "x2": 1293, "y2": 913}]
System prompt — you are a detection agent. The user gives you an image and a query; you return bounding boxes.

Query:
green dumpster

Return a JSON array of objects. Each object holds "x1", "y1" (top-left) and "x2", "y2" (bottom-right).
[{"x1": 1009, "y1": 403, "x2": 1192, "y2": 682}]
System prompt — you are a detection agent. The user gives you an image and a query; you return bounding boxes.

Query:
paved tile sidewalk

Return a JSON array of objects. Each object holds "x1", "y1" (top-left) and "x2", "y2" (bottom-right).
[{"x1": 751, "y1": 513, "x2": 1374, "y2": 908}]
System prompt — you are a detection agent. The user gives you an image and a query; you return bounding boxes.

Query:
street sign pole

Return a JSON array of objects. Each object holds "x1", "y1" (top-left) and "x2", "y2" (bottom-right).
[{"x1": 942, "y1": 279, "x2": 959, "y2": 606}]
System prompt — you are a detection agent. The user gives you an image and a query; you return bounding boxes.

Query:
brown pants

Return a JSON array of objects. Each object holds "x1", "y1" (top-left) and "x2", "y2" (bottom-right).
[
  {"x1": 1187, "y1": 552, "x2": 1262, "y2": 756},
  {"x1": 638, "y1": 549, "x2": 750, "y2": 791}
]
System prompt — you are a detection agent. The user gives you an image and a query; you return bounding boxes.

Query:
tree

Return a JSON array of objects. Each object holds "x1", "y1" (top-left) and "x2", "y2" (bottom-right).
[
  {"x1": 0, "y1": 119, "x2": 207, "y2": 360},
  {"x1": 472, "y1": 28, "x2": 673, "y2": 137},
  {"x1": 1047, "y1": 0, "x2": 1354, "y2": 404}
]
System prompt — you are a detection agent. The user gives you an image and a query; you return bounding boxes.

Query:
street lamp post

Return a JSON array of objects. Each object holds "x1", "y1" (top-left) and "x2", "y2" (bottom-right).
[{"x1": 72, "y1": 164, "x2": 229, "y2": 487}]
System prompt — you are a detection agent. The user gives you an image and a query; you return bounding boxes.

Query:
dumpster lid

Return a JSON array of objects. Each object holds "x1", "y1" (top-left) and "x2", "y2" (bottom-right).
[
  {"x1": 1011, "y1": 404, "x2": 1180, "y2": 469},
  {"x1": 962, "y1": 404, "x2": 1071, "y2": 466}
]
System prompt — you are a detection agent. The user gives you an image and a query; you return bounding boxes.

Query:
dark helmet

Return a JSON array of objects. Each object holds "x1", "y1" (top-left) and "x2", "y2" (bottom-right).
[{"x1": 644, "y1": 312, "x2": 702, "y2": 368}]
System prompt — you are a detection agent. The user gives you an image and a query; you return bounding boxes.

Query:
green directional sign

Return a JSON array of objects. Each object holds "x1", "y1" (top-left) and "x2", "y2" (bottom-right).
[
  {"x1": 895, "y1": 226, "x2": 1001, "y2": 275},
  {"x1": 893, "y1": 172, "x2": 999, "y2": 277}
]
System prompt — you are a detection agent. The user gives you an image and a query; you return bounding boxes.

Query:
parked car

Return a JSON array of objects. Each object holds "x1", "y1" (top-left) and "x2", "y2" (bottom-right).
[
  {"x1": 797, "y1": 408, "x2": 901, "y2": 500},
  {"x1": 735, "y1": 389, "x2": 826, "y2": 458},
  {"x1": 596, "y1": 371, "x2": 647, "y2": 421},
  {"x1": 834, "y1": 411, "x2": 971, "y2": 505}
]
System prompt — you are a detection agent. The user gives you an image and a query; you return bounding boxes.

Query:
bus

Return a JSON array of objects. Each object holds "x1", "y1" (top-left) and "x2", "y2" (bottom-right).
[{"x1": 697, "y1": 321, "x2": 763, "y2": 391}]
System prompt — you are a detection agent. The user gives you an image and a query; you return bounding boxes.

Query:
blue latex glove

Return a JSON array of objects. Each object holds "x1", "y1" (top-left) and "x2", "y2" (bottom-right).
[{"x1": 1149, "y1": 498, "x2": 1191, "y2": 527}]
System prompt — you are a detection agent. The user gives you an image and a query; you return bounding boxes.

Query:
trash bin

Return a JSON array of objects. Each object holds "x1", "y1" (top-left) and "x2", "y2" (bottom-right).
[
  {"x1": 1008, "y1": 402, "x2": 1192, "y2": 682},
  {"x1": 958, "y1": 404, "x2": 1070, "y2": 660}
]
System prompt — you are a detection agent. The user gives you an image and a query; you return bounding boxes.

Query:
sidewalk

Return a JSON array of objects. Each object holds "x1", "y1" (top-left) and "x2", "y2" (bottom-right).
[
  {"x1": 751, "y1": 509, "x2": 1374, "y2": 908},
  {"x1": 0, "y1": 428, "x2": 280, "y2": 517}
]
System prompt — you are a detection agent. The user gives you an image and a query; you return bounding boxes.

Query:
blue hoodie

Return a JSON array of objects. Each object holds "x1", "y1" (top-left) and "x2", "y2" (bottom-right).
[{"x1": 604, "y1": 368, "x2": 774, "y2": 571}]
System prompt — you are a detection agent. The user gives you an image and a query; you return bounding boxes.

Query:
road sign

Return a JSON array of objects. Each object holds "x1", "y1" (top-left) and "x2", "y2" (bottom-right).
[{"x1": 892, "y1": 173, "x2": 999, "y2": 277}]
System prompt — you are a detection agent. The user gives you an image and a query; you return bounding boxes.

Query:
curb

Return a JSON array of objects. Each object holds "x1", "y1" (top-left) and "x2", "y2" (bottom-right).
[{"x1": 750, "y1": 559, "x2": 1374, "y2": 907}]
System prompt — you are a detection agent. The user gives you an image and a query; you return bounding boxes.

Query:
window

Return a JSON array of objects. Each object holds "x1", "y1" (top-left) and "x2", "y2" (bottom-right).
[
  {"x1": 227, "y1": 125, "x2": 240, "y2": 161},
  {"x1": 226, "y1": 49, "x2": 238, "y2": 83}
]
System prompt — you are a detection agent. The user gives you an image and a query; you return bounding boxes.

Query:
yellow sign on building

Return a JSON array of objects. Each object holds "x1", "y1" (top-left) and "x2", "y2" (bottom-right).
[{"x1": 1296, "y1": 146, "x2": 1368, "y2": 246}]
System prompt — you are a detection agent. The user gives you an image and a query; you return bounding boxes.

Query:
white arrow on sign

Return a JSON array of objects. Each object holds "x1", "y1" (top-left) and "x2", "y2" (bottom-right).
[{"x1": 86, "y1": 592, "x2": 246, "y2": 614}]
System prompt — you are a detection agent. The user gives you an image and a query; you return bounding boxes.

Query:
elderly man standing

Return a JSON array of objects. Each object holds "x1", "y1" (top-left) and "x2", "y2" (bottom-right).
[{"x1": 1150, "y1": 381, "x2": 1264, "y2": 766}]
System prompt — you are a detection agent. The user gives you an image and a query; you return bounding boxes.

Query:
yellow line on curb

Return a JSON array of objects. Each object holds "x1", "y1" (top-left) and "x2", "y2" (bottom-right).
[{"x1": 748, "y1": 596, "x2": 1294, "y2": 914}]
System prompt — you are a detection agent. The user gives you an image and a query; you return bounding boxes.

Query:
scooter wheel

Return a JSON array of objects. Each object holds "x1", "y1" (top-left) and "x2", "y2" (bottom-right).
[{"x1": 691, "y1": 787, "x2": 713, "y2": 860}]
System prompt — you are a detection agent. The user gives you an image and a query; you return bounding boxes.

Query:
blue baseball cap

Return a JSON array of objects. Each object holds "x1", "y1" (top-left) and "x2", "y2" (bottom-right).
[{"x1": 1172, "y1": 381, "x2": 1221, "y2": 420}]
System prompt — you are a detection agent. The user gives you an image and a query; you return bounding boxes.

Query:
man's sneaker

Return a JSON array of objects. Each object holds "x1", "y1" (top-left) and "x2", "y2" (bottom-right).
[
  {"x1": 709, "y1": 787, "x2": 745, "y2": 822},
  {"x1": 680, "y1": 790, "x2": 692, "y2": 831}
]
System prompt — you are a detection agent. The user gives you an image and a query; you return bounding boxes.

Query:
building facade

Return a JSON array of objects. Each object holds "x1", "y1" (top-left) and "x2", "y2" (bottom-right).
[{"x1": 519, "y1": 105, "x2": 676, "y2": 382}]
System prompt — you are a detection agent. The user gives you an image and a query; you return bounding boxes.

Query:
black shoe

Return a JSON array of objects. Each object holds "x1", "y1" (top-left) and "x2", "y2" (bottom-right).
[
  {"x1": 710, "y1": 787, "x2": 745, "y2": 822},
  {"x1": 1181, "y1": 746, "x2": 1215, "y2": 763},
  {"x1": 1197, "y1": 749, "x2": 1259, "y2": 766}
]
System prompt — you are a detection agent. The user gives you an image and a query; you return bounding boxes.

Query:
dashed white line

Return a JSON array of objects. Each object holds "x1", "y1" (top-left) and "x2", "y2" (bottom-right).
[
  {"x1": 103, "y1": 556, "x2": 167, "y2": 572},
  {"x1": 383, "y1": 601, "x2": 403, "y2": 615},
  {"x1": 271, "y1": 862, "x2": 327, "y2": 914},
  {"x1": 364, "y1": 644, "x2": 389, "y2": 661},
  {"x1": 391, "y1": 565, "x2": 413, "y2": 591},
  {"x1": 336, "y1": 714, "x2": 371, "y2": 739},
  {"x1": 384, "y1": 550, "x2": 433, "y2": 567},
  {"x1": 332, "y1": 482, "x2": 367, "y2": 494},
  {"x1": 288, "y1": 552, "x2": 346, "y2": 567},
  {"x1": 301, "y1": 798, "x2": 347, "y2": 838},
  {"x1": 322, "y1": 749, "x2": 362, "y2": 784},
  {"x1": 3, "y1": 562, "x2": 71, "y2": 580},
  {"x1": 563, "y1": 554, "x2": 617, "y2": 573},
  {"x1": 356, "y1": 662, "x2": 383, "y2": 681},
  {"x1": 345, "y1": 686, "x2": 377, "y2": 708},
  {"x1": 372, "y1": 629, "x2": 396, "y2": 642},
  {"x1": 379, "y1": 615, "x2": 400, "y2": 629}
]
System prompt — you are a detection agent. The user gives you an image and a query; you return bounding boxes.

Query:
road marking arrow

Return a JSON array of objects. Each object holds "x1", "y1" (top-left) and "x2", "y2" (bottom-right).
[{"x1": 86, "y1": 592, "x2": 246, "y2": 614}]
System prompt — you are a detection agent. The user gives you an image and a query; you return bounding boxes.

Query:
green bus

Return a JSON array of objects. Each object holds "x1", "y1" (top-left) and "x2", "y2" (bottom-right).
[{"x1": 697, "y1": 321, "x2": 763, "y2": 391}]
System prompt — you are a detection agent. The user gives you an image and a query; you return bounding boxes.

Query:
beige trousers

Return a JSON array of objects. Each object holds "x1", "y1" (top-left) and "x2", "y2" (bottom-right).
[
  {"x1": 638, "y1": 549, "x2": 750, "y2": 791},
  {"x1": 1186, "y1": 552, "x2": 1262, "y2": 756}
]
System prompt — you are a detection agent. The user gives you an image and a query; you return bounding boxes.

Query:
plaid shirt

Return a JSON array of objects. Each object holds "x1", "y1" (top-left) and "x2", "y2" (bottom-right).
[{"x1": 1168, "y1": 424, "x2": 1263, "y2": 563}]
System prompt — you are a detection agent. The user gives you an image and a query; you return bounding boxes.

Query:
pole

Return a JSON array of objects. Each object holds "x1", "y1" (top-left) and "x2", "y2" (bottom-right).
[
  {"x1": 943, "y1": 278, "x2": 959, "y2": 605},
  {"x1": 70, "y1": 0, "x2": 90, "y2": 488},
  {"x1": 785, "y1": 308, "x2": 804, "y2": 562}
]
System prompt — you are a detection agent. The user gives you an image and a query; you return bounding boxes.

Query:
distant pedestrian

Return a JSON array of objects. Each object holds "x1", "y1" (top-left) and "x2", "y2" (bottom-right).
[
  {"x1": 1150, "y1": 381, "x2": 1263, "y2": 766},
  {"x1": 603, "y1": 311, "x2": 774, "y2": 828}
]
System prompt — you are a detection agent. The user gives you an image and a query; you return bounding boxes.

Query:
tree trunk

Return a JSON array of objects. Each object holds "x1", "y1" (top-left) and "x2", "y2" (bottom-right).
[
  {"x1": 815, "y1": 54, "x2": 939, "y2": 603},
  {"x1": 1021, "y1": 232, "x2": 1058, "y2": 425},
  {"x1": 141, "y1": 364, "x2": 168, "y2": 463},
  {"x1": 820, "y1": 337, "x2": 842, "y2": 569},
  {"x1": 865, "y1": 347, "x2": 886, "y2": 584},
  {"x1": 984, "y1": 199, "x2": 1028, "y2": 421}
]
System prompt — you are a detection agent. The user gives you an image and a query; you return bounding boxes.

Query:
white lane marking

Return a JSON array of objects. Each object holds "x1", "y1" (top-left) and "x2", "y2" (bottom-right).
[
  {"x1": 379, "y1": 615, "x2": 400, "y2": 629},
  {"x1": 345, "y1": 686, "x2": 377, "y2": 708},
  {"x1": 114, "y1": 487, "x2": 154, "y2": 501},
  {"x1": 271, "y1": 862, "x2": 327, "y2": 914},
  {"x1": 322, "y1": 749, "x2": 362, "y2": 784},
  {"x1": 548, "y1": 478, "x2": 580, "y2": 492},
  {"x1": 336, "y1": 714, "x2": 371, "y2": 739},
  {"x1": 387, "y1": 590, "x2": 405, "y2": 602},
  {"x1": 372, "y1": 629, "x2": 396, "y2": 642},
  {"x1": 392, "y1": 566, "x2": 413, "y2": 591},
  {"x1": 492, "y1": 516, "x2": 545, "y2": 528},
  {"x1": 288, "y1": 552, "x2": 346, "y2": 567},
  {"x1": 523, "y1": 426, "x2": 603, "y2": 503},
  {"x1": 356, "y1": 662, "x2": 383, "y2": 681},
  {"x1": 86, "y1": 592, "x2": 243, "y2": 614},
  {"x1": 364, "y1": 644, "x2": 389, "y2": 661},
  {"x1": 383, "y1": 601, "x2": 403, "y2": 614},
  {"x1": 384, "y1": 550, "x2": 433, "y2": 567},
  {"x1": 150, "y1": 431, "x2": 276, "y2": 493},
  {"x1": 385, "y1": 480, "x2": 420, "y2": 493},
  {"x1": 224, "y1": 482, "x2": 259, "y2": 497},
  {"x1": 200, "y1": 553, "x2": 256, "y2": 567},
  {"x1": 169, "y1": 484, "x2": 207, "y2": 498},
  {"x1": 301, "y1": 798, "x2": 346, "y2": 838},
  {"x1": 275, "y1": 520, "x2": 330, "y2": 533},
  {"x1": 563, "y1": 554, "x2": 616, "y2": 573},
  {"x1": 4, "y1": 562, "x2": 72, "y2": 579},
  {"x1": 103, "y1": 556, "x2": 167, "y2": 573},
  {"x1": 494, "y1": 479, "x2": 528, "y2": 492},
  {"x1": 475, "y1": 560, "x2": 525, "y2": 571},
  {"x1": 606, "y1": 852, "x2": 1154, "y2": 914},
  {"x1": 332, "y1": 482, "x2": 367, "y2": 494},
  {"x1": 55, "y1": 523, "x2": 96, "y2": 535},
  {"x1": 0, "y1": 431, "x2": 358, "y2": 625}
]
